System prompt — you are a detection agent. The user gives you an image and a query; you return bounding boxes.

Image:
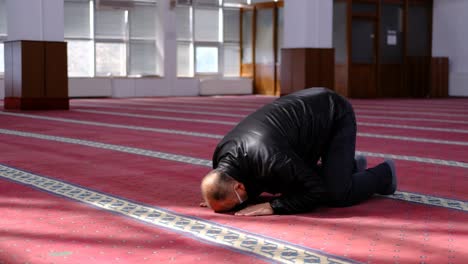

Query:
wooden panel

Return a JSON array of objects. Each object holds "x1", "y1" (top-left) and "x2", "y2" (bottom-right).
[
  {"x1": 275, "y1": 62, "x2": 281, "y2": 96},
  {"x1": 280, "y1": 48, "x2": 334, "y2": 96},
  {"x1": 254, "y1": 63, "x2": 275, "y2": 95},
  {"x1": 45, "y1": 42, "x2": 68, "y2": 98},
  {"x1": 241, "y1": 63, "x2": 254, "y2": 78},
  {"x1": 289, "y1": 49, "x2": 305, "y2": 94},
  {"x1": 279, "y1": 49, "x2": 292, "y2": 94},
  {"x1": 334, "y1": 63, "x2": 348, "y2": 97},
  {"x1": 21, "y1": 41, "x2": 45, "y2": 98},
  {"x1": 305, "y1": 48, "x2": 335, "y2": 91},
  {"x1": 406, "y1": 56, "x2": 430, "y2": 97},
  {"x1": 379, "y1": 64, "x2": 404, "y2": 97},
  {"x1": 430, "y1": 57, "x2": 449, "y2": 98},
  {"x1": 349, "y1": 64, "x2": 376, "y2": 98}
]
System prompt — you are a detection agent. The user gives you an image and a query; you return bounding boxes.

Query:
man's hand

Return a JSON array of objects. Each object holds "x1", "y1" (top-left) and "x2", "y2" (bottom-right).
[
  {"x1": 235, "y1": 202, "x2": 274, "y2": 216},
  {"x1": 200, "y1": 201, "x2": 208, "y2": 207}
]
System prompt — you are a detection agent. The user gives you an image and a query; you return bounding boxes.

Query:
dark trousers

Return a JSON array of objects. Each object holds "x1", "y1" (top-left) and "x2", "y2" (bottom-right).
[{"x1": 321, "y1": 110, "x2": 391, "y2": 207}]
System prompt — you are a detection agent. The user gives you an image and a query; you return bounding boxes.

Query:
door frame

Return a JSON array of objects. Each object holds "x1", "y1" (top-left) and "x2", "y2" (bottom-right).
[{"x1": 240, "y1": 1, "x2": 283, "y2": 96}]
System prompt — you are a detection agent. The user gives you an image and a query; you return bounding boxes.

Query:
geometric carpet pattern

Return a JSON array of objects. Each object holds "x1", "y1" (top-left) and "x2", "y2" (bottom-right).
[{"x1": 1, "y1": 96, "x2": 467, "y2": 263}]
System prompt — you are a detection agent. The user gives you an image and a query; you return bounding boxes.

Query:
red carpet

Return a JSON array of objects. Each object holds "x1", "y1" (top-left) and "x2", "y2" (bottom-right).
[{"x1": 0, "y1": 96, "x2": 467, "y2": 263}]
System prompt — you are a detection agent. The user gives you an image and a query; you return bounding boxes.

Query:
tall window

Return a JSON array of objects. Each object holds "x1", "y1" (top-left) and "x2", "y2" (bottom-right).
[
  {"x1": 0, "y1": 0, "x2": 7, "y2": 74},
  {"x1": 64, "y1": 0, "x2": 158, "y2": 77},
  {"x1": 176, "y1": 0, "x2": 246, "y2": 77}
]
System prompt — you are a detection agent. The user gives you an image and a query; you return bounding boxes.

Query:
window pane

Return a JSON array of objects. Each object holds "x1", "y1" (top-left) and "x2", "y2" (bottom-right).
[
  {"x1": 196, "y1": 46, "x2": 218, "y2": 73},
  {"x1": 277, "y1": 7, "x2": 283, "y2": 63},
  {"x1": 352, "y1": 3, "x2": 376, "y2": 14},
  {"x1": 224, "y1": 9, "x2": 240, "y2": 42},
  {"x1": 67, "y1": 40, "x2": 94, "y2": 77},
  {"x1": 242, "y1": 10, "x2": 253, "y2": 64},
  {"x1": 333, "y1": 1, "x2": 347, "y2": 64},
  {"x1": 64, "y1": 1, "x2": 91, "y2": 38},
  {"x1": 177, "y1": 43, "x2": 193, "y2": 77},
  {"x1": 407, "y1": 4, "x2": 430, "y2": 56},
  {"x1": 176, "y1": 6, "x2": 192, "y2": 41},
  {"x1": 194, "y1": 8, "x2": 219, "y2": 42},
  {"x1": 95, "y1": 9, "x2": 126, "y2": 39},
  {"x1": 194, "y1": 0, "x2": 219, "y2": 6},
  {"x1": 224, "y1": 0, "x2": 248, "y2": 6},
  {"x1": 255, "y1": 8, "x2": 273, "y2": 64},
  {"x1": 0, "y1": 0, "x2": 7, "y2": 36},
  {"x1": 380, "y1": 3, "x2": 403, "y2": 64},
  {"x1": 0, "y1": 43, "x2": 4, "y2": 73},
  {"x1": 250, "y1": 0, "x2": 273, "y2": 3},
  {"x1": 224, "y1": 44, "x2": 240, "y2": 77},
  {"x1": 96, "y1": 42, "x2": 126, "y2": 76},
  {"x1": 130, "y1": 4, "x2": 157, "y2": 39},
  {"x1": 130, "y1": 41, "x2": 156, "y2": 76},
  {"x1": 352, "y1": 20, "x2": 374, "y2": 63},
  {"x1": 250, "y1": 0, "x2": 273, "y2": 4}
]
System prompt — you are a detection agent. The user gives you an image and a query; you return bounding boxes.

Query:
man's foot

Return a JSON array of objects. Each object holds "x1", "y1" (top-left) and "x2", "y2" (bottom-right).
[
  {"x1": 379, "y1": 159, "x2": 397, "y2": 195},
  {"x1": 355, "y1": 154, "x2": 367, "y2": 172}
]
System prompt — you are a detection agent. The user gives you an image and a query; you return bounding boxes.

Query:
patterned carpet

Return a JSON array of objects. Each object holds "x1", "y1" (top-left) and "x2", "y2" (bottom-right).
[{"x1": 0, "y1": 95, "x2": 467, "y2": 264}]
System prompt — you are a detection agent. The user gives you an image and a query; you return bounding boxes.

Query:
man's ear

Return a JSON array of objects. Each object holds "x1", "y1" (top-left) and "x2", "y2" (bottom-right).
[{"x1": 234, "y1": 182, "x2": 246, "y2": 192}]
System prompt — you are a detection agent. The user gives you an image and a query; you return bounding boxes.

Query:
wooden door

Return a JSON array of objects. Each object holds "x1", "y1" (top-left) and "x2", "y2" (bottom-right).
[
  {"x1": 350, "y1": 17, "x2": 378, "y2": 98},
  {"x1": 254, "y1": 3, "x2": 276, "y2": 95},
  {"x1": 406, "y1": 0, "x2": 432, "y2": 97},
  {"x1": 379, "y1": 1, "x2": 405, "y2": 97}
]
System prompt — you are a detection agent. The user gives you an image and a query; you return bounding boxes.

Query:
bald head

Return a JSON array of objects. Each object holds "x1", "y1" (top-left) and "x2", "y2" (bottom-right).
[{"x1": 201, "y1": 170, "x2": 246, "y2": 212}]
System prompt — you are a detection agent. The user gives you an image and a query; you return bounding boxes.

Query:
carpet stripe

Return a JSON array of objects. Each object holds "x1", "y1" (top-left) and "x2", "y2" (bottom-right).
[
  {"x1": 0, "y1": 128, "x2": 466, "y2": 213},
  {"x1": 355, "y1": 109, "x2": 467, "y2": 118},
  {"x1": 357, "y1": 122, "x2": 468, "y2": 134},
  {"x1": 76, "y1": 102, "x2": 468, "y2": 120},
  {"x1": 2, "y1": 112, "x2": 467, "y2": 146},
  {"x1": 353, "y1": 105, "x2": 468, "y2": 114},
  {"x1": 76, "y1": 108, "x2": 468, "y2": 126},
  {"x1": 357, "y1": 132, "x2": 468, "y2": 146},
  {"x1": 75, "y1": 109, "x2": 238, "y2": 125},
  {"x1": 384, "y1": 192, "x2": 468, "y2": 211},
  {"x1": 77, "y1": 104, "x2": 247, "y2": 118},
  {"x1": 74, "y1": 101, "x2": 257, "y2": 112},
  {"x1": 0, "y1": 164, "x2": 358, "y2": 264},
  {"x1": 7, "y1": 111, "x2": 468, "y2": 135},
  {"x1": 358, "y1": 115, "x2": 468, "y2": 125},
  {"x1": 0, "y1": 112, "x2": 223, "y2": 139},
  {"x1": 97, "y1": 99, "x2": 468, "y2": 118}
]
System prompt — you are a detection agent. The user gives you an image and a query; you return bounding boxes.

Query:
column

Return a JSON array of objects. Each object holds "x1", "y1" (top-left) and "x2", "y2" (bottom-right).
[
  {"x1": 280, "y1": 0, "x2": 334, "y2": 95},
  {"x1": 4, "y1": 0, "x2": 68, "y2": 110}
]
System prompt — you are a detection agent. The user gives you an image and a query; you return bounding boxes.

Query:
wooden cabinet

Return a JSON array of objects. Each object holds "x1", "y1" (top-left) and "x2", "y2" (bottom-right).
[{"x1": 4, "y1": 40, "x2": 69, "y2": 110}]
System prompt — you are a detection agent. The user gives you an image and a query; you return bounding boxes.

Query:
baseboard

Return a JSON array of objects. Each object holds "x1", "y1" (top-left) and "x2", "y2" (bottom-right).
[{"x1": 199, "y1": 78, "x2": 253, "y2": 96}]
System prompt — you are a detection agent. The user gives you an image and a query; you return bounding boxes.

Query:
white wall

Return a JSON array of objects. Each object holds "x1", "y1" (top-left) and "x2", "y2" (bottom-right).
[
  {"x1": 432, "y1": 0, "x2": 468, "y2": 97},
  {"x1": 6, "y1": 0, "x2": 64, "y2": 41},
  {"x1": 284, "y1": 0, "x2": 332, "y2": 48}
]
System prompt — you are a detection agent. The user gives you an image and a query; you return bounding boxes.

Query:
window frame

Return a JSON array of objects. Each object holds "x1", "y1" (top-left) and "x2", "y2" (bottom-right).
[
  {"x1": 64, "y1": 0, "x2": 159, "y2": 78},
  {"x1": 176, "y1": 2, "x2": 243, "y2": 78}
]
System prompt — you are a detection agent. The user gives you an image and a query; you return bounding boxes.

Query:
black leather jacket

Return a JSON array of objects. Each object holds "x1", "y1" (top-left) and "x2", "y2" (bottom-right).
[{"x1": 212, "y1": 88, "x2": 354, "y2": 214}]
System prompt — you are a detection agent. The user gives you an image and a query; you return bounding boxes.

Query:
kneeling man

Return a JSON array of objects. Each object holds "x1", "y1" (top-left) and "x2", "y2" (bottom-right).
[{"x1": 201, "y1": 88, "x2": 397, "y2": 216}]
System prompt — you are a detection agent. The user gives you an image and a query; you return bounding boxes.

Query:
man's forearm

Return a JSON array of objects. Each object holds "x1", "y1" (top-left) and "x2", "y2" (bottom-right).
[{"x1": 269, "y1": 190, "x2": 323, "y2": 214}]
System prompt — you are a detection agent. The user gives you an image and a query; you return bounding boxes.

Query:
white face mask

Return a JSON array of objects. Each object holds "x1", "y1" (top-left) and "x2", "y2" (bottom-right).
[{"x1": 234, "y1": 188, "x2": 244, "y2": 204}]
